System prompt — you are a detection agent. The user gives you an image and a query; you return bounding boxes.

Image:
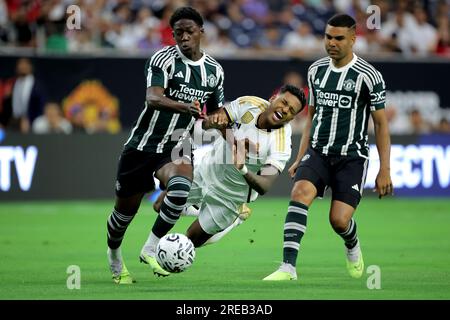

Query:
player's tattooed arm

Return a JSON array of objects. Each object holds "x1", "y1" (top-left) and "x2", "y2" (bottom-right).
[
  {"x1": 240, "y1": 164, "x2": 279, "y2": 195},
  {"x1": 147, "y1": 86, "x2": 203, "y2": 118},
  {"x1": 232, "y1": 141, "x2": 279, "y2": 195}
]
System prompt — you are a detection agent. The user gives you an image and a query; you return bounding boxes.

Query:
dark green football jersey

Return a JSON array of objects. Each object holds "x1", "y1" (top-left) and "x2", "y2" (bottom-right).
[
  {"x1": 308, "y1": 54, "x2": 386, "y2": 158},
  {"x1": 125, "y1": 45, "x2": 225, "y2": 153}
]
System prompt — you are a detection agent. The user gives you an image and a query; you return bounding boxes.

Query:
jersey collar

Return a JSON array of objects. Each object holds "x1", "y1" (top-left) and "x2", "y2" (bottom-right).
[
  {"x1": 329, "y1": 53, "x2": 358, "y2": 73},
  {"x1": 175, "y1": 45, "x2": 206, "y2": 66}
]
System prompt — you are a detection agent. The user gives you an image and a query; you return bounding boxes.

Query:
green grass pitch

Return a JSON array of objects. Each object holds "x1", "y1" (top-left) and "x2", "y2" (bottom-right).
[{"x1": 0, "y1": 198, "x2": 449, "y2": 300}]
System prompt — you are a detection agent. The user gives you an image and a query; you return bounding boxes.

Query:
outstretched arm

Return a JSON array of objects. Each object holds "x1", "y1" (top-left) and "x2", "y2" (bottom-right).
[
  {"x1": 146, "y1": 87, "x2": 203, "y2": 118},
  {"x1": 201, "y1": 108, "x2": 229, "y2": 130},
  {"x1": 239, "y1": 164, "x2": 280, "y2": 196},
  {"x1": 371, "y1": 109, "x2": 393, "y2": 198},
  {"x1": 232, "y1": 142, "x2": 279, "y2": 195}
]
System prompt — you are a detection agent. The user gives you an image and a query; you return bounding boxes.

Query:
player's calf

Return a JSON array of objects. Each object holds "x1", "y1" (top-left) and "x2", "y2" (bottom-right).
[
  {"x1": 156, "y1": 175, "x2": 192, "y2": 231},
  {"x1": 153, "y1": 190, "x2": 166, "y2": 213},
  {"x1": 186, "y1": 219, "x2": 212, "y2": 247},
  {"x1": 142, "y1": 176, "x2": 192, "y2": 259}
]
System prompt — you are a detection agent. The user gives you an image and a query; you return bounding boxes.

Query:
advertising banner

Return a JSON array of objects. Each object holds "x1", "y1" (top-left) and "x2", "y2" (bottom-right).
[{"x1": 0, "y1": 133, "x2": 448, "y2": 201}]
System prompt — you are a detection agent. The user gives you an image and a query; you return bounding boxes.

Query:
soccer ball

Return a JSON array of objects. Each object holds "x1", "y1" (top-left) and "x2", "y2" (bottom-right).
[{"x1": 156, "y1": 233, "x2": 196, "y2": 273}]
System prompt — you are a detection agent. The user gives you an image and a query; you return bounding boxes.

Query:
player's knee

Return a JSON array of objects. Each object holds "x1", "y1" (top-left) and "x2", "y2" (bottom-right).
[
  {"x1": 290, "y1": 183, "x2": 315, "y2": 205},
  {"x1": 114, "y1": 197, "x2": 141, "y2": 216},
  {"x1": 166, "y1": 176, "x2": 192, "y2": 205},
  {"x1": 329, "y1": 215, "x2": 349, "y2": 233}
]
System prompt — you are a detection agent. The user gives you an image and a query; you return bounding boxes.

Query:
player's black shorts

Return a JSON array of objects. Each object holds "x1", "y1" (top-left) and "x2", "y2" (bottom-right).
[
  {"x1": 294, "y1": 147, "x2": 369, "y2": 208},
  {"x1": 115, "y1": 146, "x2": 192, "y2": 198}
]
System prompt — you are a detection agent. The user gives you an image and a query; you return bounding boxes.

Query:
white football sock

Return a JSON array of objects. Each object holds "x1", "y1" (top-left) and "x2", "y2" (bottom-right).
[
  {"x1": 107, "y1": 247, "x2": 122, "y2": 276},
  {"x1": 279, "y1": 262, "x2": 297, "y2": 276},
  {"x1": 346, "y1": 240, "x2": 361, "y2": 262},
  {"x1": 108, "y1": 247, "x2": 122, "y2": 261},
  {"x1": 182, "y1": 206, "x2": 200, "y2": 217},
  {"x1": 141, "y1": 232, "x2": 160, "y2": 256}
]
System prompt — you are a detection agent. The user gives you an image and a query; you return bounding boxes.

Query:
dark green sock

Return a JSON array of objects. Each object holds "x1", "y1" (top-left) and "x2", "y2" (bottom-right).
[{"x1": 283, "y1": 201, "x2": 308, "y2": 267}]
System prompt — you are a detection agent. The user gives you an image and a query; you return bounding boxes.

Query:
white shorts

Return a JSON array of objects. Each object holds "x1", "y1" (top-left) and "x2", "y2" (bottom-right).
[{"x1": 186, "y1": 173, "x2": 239, "y2": 235}]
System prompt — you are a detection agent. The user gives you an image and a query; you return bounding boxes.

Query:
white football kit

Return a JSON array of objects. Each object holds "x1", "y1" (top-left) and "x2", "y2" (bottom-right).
[{"x1": 187, "y1": 96, "x2": 292, "y2": 234}]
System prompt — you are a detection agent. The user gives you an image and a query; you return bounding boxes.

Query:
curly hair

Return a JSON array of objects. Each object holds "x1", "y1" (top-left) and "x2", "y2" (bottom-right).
[{"x1": 169, "y1": 7, "x2": 204, "y2": 28}]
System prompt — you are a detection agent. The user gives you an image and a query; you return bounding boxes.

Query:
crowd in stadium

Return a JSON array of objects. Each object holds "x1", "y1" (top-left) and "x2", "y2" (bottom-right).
[
  {"x1": 0, "y1": 0, "x2": 449, "y2": 58},
  {"x1": 0, "y1": 56, "x2": 449, "y2": 135},
  {"x1": 0, "y1": 0, "x2": 449, "y2": 135}
]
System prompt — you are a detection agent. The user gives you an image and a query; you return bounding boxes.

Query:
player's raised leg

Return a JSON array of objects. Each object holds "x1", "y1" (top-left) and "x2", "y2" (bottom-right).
[
  {"x1": 263, "y1": 180, "x2": 316, "y2": 281},
  {"x1": 140, "y1": 162, "x2": 193, "y2": 276},
  {"x1": 185, "y1": 199, "x2": 248, "y2": 247},
  {"x1": 329, "y1": 200, "x2": 364, "y2": 279},
  {"x1": 186, "y1": 219, "x2": 214, "y2": 247},
  {"x1": 203, "y1": 203, "x2": 252, "y2": 245}
]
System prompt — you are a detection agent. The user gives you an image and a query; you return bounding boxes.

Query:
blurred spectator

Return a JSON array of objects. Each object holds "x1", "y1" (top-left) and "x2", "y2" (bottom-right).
[
  {"x1": 158, "y1": 4, "x2": 177, "y2": 47},
  {"x1": 283, "y1": 70, "x2": 306, "y2": 90},
  {"x1": 255, "y1": 23, "x2": 283, "y2": 50},
  {"x1": 104, "y1": 3, "x2": 140, "y2": 51},
  {"x1": 11, "y1": 5, "x2": 36, "y2": 47},
  {"x1": 354, "y1": 29, "x2": 384, "y2": 55},
  {"x1": 377, "y1": 104, "x2": 409, "y2": 135},
  {"x1": 277, "y1": 5, "x2": 300, "y2": 36},
  {"x1": 435, "y1": 7, "x2": 450, "y2": 56},
  {"x1": 45, "y1": 21, "x2": 68, "y2": 52},
  {"x1": 0, "y1": 58, "x2": 45, "y2": 133},
  {"x1": 408, "y1": 109, "x2": 432, "y2": 134},
  {"x1": 435, "y1": 117, "x2": 450, "y2": 134},
  {"x1": 68, "y1": 106, "x2": 87, "y2": 133},
  {"x1": 379, "y1": 5, "x2": 417, "y2": 55},
  {"x1": 134, "y1": 6, "x2": 161, "y2": 39},
  {"x1": 32, "y1": 102, "x2": 72, "y2": 134},
  {"x1": 241, "y1": 0, "x2": 272, "y2": 25},
  {"x1": 0, "y1": 0, "x2": 8, "y2": 44},
  {"x1": 204, "y1": 28, "x2": 238, "y2": 57},
  {"x1": 227, "y1": 0, "x2": 255, "y2": 48},
  {"x1": 68, "y1": 29, "x2": 99, "y2": 53},
  {"x1": 282, "y1": 21, "x2": 321, "y2": 57},
  {"x1": 0, "y1": 0, "x2": 446, "y2": 59},
  {"x1": 137, "y1": 27, "x2": 163, "y2": 52},
  {"x1": 410, "y1": 6, "x2": 438, "y2": 56}
]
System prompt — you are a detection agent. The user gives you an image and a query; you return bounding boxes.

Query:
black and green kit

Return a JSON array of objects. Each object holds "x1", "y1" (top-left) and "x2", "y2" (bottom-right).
[
  {"x1": 307, "y1": 54, "x2": 386, "y2": 159},
  {"x1": 125, "y1": 45, "x2": 225, "y2": 154}
]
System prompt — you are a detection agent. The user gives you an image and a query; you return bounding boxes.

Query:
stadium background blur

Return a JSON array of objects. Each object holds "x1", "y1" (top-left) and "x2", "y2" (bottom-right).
[{"x1": 0, "y1": 0, "x2": 449, "y2": 300}]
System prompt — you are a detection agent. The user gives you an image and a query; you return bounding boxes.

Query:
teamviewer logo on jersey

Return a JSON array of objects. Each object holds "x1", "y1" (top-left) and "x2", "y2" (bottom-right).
[{"x1": 338, "y1": 95, "x2": 353, "y2": 108}]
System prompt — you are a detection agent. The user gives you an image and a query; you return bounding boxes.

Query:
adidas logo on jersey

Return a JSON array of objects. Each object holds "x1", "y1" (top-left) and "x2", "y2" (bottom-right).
[
  {"x1": 175, "y1": 71, "x2": 184, "y2": 78},
  {"x1": 352, "y1": 184, "x2": 359, "y2": 192},
  {"x1": 314, "y1": 78, "x2": 320, "y2": 85}
]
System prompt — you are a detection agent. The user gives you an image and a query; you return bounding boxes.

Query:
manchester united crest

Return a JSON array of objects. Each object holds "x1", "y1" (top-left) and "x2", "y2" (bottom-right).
[
  {"x1": 343, "y1": 79, "x2": 356, "y2": 91},
  {"x1": 207, "y1": 74, "x2": 217, "y2": 87}
]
